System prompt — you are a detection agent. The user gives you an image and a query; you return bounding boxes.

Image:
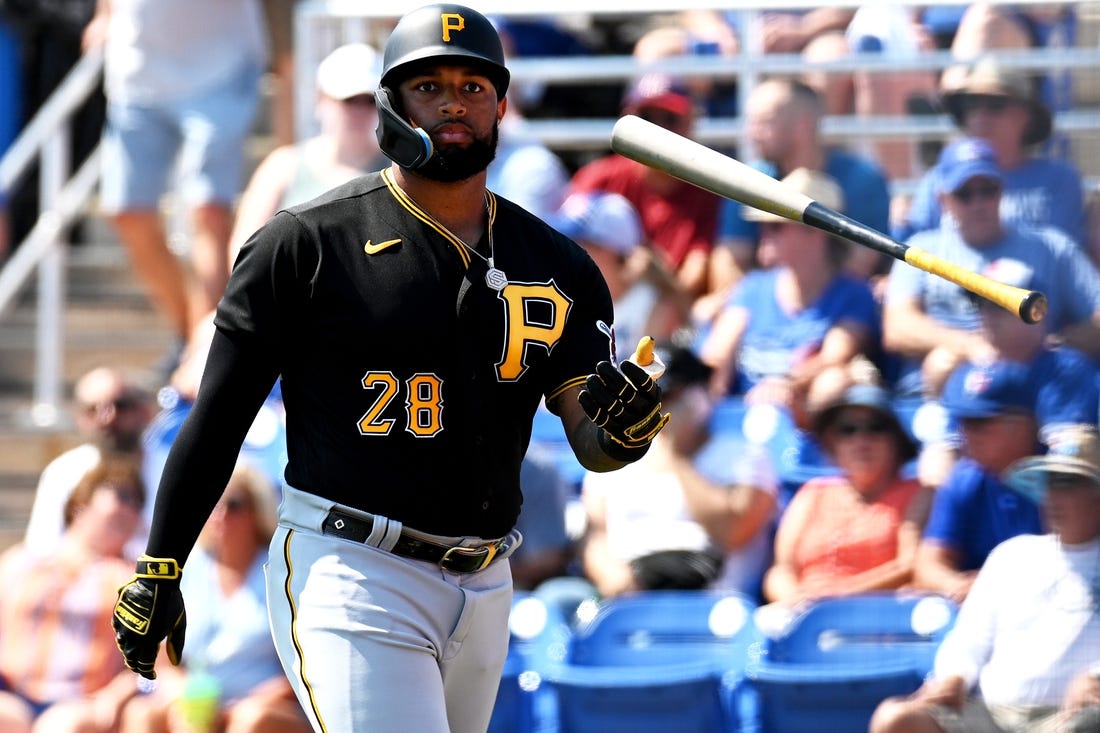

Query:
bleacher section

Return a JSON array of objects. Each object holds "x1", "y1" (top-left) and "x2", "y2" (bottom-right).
[{"x1": 493, "y1": 589, "x2": 960, "y2": 733}]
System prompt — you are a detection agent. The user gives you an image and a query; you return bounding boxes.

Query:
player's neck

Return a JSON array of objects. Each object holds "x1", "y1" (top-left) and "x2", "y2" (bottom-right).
[{"x1": 392, "y1": 166, "x2": 488, "y2": 243}]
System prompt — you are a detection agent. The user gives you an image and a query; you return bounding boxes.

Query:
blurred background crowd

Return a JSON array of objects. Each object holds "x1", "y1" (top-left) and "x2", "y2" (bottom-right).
[{"x1": 1, "y1": 2, "x2": 1100, "y2": 732}]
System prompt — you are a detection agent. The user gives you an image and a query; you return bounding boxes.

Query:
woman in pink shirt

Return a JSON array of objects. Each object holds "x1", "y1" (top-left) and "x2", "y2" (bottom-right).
[{"x1": 763, "y1": 384, "x2": 932, "y2": 605}]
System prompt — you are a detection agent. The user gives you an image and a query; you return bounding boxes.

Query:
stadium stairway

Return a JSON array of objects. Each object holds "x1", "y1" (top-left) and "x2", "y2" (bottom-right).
[{"x1": 0, "y1": 217, "x2": 177, "y2": 551}]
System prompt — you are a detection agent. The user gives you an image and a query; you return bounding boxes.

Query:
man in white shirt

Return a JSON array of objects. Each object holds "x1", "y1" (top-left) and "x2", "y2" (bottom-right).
[
  {"x1": 23, "y1": 366, "x2": 155, "y2": 557},
  {"x1": 870, "y1": 426, "x2": 1100, "y2": 733}
]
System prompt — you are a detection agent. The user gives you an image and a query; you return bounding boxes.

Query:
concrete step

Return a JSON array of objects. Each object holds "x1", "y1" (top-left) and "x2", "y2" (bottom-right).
[
  {"x1": 0, "y1": 237, "x2": 177, "y2": 394},
  {"x1": 0, "y1": 231, "x2": 175, "y2": 551}
]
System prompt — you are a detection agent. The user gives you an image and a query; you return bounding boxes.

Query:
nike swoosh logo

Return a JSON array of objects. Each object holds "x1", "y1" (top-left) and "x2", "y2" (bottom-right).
[{"x1": 364, "y1": 238, "x2": 401, "y2": 255}]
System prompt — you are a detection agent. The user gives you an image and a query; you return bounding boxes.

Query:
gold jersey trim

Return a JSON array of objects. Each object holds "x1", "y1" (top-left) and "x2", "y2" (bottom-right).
[{"x1": 381, "y1": 169, "x2": 501, "y2": 271}]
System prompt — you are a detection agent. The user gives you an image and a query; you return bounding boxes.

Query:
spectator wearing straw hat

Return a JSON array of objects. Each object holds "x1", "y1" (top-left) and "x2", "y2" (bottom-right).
[
  {"x1": 894, "y1": 55, "x2": 1086, "y2": 250},
  {"x1": 872, "y1": 426, "x2": 1100, "y2": 733}
]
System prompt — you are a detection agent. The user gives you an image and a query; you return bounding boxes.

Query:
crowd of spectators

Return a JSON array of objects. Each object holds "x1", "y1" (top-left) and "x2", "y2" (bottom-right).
[{"x1": 3, "y1": 2, "x2": 1100, "y2": 731}]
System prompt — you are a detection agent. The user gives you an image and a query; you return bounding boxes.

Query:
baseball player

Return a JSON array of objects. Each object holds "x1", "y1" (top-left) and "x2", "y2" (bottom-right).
[{"x1": 112, "y1": 4, "x2": 669, "y2": 732}]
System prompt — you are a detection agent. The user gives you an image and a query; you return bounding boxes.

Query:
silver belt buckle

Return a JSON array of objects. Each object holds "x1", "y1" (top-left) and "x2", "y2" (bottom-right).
[{"x1": 439, "y1": 543, "x2": 498, "y2": 573}]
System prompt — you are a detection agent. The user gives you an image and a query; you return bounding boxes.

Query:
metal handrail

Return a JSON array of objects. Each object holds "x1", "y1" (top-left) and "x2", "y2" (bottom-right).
[
  {"x1": 0, "y1": 46, "x2": 104, "y2": 427},
  {"x1": 0, "y1": 47, "x2": 102, "y2": 194},
  {"x1": 0, "y1": 148, "x2": 102, "y2": 318}
]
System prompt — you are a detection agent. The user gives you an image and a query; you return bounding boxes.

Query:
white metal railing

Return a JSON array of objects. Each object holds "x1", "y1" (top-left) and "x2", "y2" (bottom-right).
[
  {"x1": 293, "y1": 0, "x2": 1100, "y2": 148},
  {"x1": 0, "y1": 46, "x2": 104, "y2": 427},
  {"x1": 3, "y1": 2, "x2": 1100, "y2": 427}
]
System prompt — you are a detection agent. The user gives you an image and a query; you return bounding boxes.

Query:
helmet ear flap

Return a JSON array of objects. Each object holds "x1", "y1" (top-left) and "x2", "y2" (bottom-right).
[{"x1": 374, "y1": 87, "x2": 434, "y2": 169}]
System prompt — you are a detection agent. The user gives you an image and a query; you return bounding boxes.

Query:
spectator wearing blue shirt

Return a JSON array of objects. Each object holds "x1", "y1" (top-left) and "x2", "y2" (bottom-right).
[
  {"x1": 918, "y1": 257, "x2": 1100, "y2": 423},
  {"x1": 697, "y1": 78, "x2": 891, "y2": 326},
  {"x1": 700, "y1": 168, "x2": 880, "y2": 431},
  {"x1": 910, "y1": 255, "x2": 1099, "y2": 495},
  {"x1": 913, "y1": 361, "x2": 1044, "y2": 603},
  {"x1": 883, "y1": 138, "x2": 1100, "y2": 397},
  {"x1": 894, "y1": 56, "x2": 1085, "y2": 248}
]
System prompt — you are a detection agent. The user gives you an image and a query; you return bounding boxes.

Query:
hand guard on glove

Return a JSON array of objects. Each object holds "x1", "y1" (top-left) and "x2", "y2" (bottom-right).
[
  {"x1": 113, "y1": 556, "x2": 186, "y2": 680},
  {"x1": 579, "y1": 356, "x2": 670, "y2": 461}
]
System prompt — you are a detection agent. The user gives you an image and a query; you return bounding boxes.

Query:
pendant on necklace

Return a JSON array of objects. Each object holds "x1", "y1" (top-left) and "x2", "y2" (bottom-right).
[{"x1": 485, "y1": 267, "x2": 508, "y2": 291}]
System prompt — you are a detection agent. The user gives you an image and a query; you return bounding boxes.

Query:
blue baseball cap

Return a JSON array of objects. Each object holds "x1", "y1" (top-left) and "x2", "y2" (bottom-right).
[
  {"x1": 941, "y1": 361, "x2": 1033, "y2": 420},
  {"x1": 937, "y1": 138, "x2": 1002, "y2": 194}
]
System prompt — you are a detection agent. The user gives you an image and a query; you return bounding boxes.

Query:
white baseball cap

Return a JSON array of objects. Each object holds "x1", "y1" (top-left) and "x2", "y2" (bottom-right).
[
  {"x1": 317, "y1": 43, "x2": 381, "y2": 100},
  {"x1": 551, "y1": 192, "x2": 642, "y2": 256}
]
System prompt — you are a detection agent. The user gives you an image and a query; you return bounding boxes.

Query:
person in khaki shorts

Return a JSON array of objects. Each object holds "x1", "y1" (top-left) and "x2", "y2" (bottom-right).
[{"x1": 869, "y1": 426, "x2": 1100, "y2": 733}]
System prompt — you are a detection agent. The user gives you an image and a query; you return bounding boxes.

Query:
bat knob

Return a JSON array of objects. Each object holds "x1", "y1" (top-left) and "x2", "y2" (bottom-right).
[{"x1": 1020, "y1": 291, "x2": 1048, "y2": 325}]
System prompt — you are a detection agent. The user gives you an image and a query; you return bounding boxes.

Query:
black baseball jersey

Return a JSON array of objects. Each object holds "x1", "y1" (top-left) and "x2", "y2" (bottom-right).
[{"x1": 214, "y1": 169, "x2": 615, "y2": 538}]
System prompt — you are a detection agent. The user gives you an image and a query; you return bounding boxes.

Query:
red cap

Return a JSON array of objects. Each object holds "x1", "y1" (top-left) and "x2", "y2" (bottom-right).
[{"x1": 622, "y1": 73, "x2": 693, "y2": 117}]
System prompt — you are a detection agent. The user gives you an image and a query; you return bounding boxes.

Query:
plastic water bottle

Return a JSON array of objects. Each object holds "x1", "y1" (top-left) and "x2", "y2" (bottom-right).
[{"x1": 176, "y1": 671, "x2": 221, "y2": 732}]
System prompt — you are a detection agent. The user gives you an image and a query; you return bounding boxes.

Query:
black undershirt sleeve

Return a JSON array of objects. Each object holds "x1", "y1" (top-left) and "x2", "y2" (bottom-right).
[{"x1": 144, "y1": 328, "x2": 281, "y2": 563}]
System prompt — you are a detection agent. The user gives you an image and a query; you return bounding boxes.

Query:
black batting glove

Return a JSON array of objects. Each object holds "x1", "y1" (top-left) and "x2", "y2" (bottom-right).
[
  {"x1": 113, "y1": 556, "x2": 186, "y2": 680},
  {"x1": 579, "y1": 359, "x2": 670, "y2": 461}
]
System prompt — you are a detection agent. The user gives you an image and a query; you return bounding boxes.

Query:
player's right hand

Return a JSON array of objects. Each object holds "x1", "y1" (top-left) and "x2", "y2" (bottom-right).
[{"x1": 113, "y1": 556, "x2": 186, "y2": 680}]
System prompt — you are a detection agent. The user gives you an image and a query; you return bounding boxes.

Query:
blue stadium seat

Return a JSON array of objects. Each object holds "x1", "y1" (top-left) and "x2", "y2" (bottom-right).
[
  {"x1": 746, "y1": 593, "x2": 958, "y2": 733},
  {"x1": 543, "y1": 590, "x2": 762, "y2": 733},
  {"x1": 489, "y1": 645, "x2": 538, "y2": 733},
  {"x1": 489, "y1": 593, "x2": 573, "y2": 733}
]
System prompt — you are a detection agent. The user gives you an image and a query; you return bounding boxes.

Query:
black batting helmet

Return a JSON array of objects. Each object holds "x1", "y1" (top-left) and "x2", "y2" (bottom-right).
[{"x1": 380, "y1": 4, "x2": 510, "y2": 97}]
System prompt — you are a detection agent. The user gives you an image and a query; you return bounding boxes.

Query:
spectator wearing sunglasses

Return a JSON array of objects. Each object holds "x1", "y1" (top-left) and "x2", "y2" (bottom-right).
[
  {"x1": 227, "y1": 43, "x2": 389, "y2": 265},
  {"x1": 23, "y1": 366, "x2": 156, "y2": 560},
  {"x1": 761, "y1": 383, "x2": 931, "y2": 607},
  {"x1": 894, "y1": 56, "x2": 1086, "y2": 250},
  {"x1": 912, "y1": 361, "x2": 1044, "y2": 604},
  {"x1": 883, "y1": 137, "x2": 1100, "y2": 400}
]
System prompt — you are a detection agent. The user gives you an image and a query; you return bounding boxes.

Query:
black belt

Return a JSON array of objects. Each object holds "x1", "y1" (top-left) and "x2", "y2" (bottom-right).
[{"x1": 321, "y1": 509, "x2": 507, "y2": 574}]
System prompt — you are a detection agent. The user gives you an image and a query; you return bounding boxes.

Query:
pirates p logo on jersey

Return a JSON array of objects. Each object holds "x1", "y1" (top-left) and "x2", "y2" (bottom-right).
[{"x1": 441, "y1": 13, "x2": 465, "y2": 42}]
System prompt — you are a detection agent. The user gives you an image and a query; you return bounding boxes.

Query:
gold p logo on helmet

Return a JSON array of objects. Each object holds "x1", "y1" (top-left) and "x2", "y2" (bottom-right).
[{"x1": 441, "y1": 13, "x2": 465, "y2": 42}]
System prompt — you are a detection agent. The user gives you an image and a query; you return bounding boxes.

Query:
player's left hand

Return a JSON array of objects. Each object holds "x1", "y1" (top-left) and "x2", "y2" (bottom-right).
[{"x1": 579, "y1": 358, "x2": 669, "y2": 458}]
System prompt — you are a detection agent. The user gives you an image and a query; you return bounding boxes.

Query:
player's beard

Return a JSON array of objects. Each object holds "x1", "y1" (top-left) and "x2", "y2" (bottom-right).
[{"x1": 419, "y1": 122, "x2": 499, "y2": 183}]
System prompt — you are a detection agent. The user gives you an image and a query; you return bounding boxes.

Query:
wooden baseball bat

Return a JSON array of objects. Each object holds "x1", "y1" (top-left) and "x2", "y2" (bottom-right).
[{"x1": 610, "y1": 115, "x2": 1048, "y2": 324}]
